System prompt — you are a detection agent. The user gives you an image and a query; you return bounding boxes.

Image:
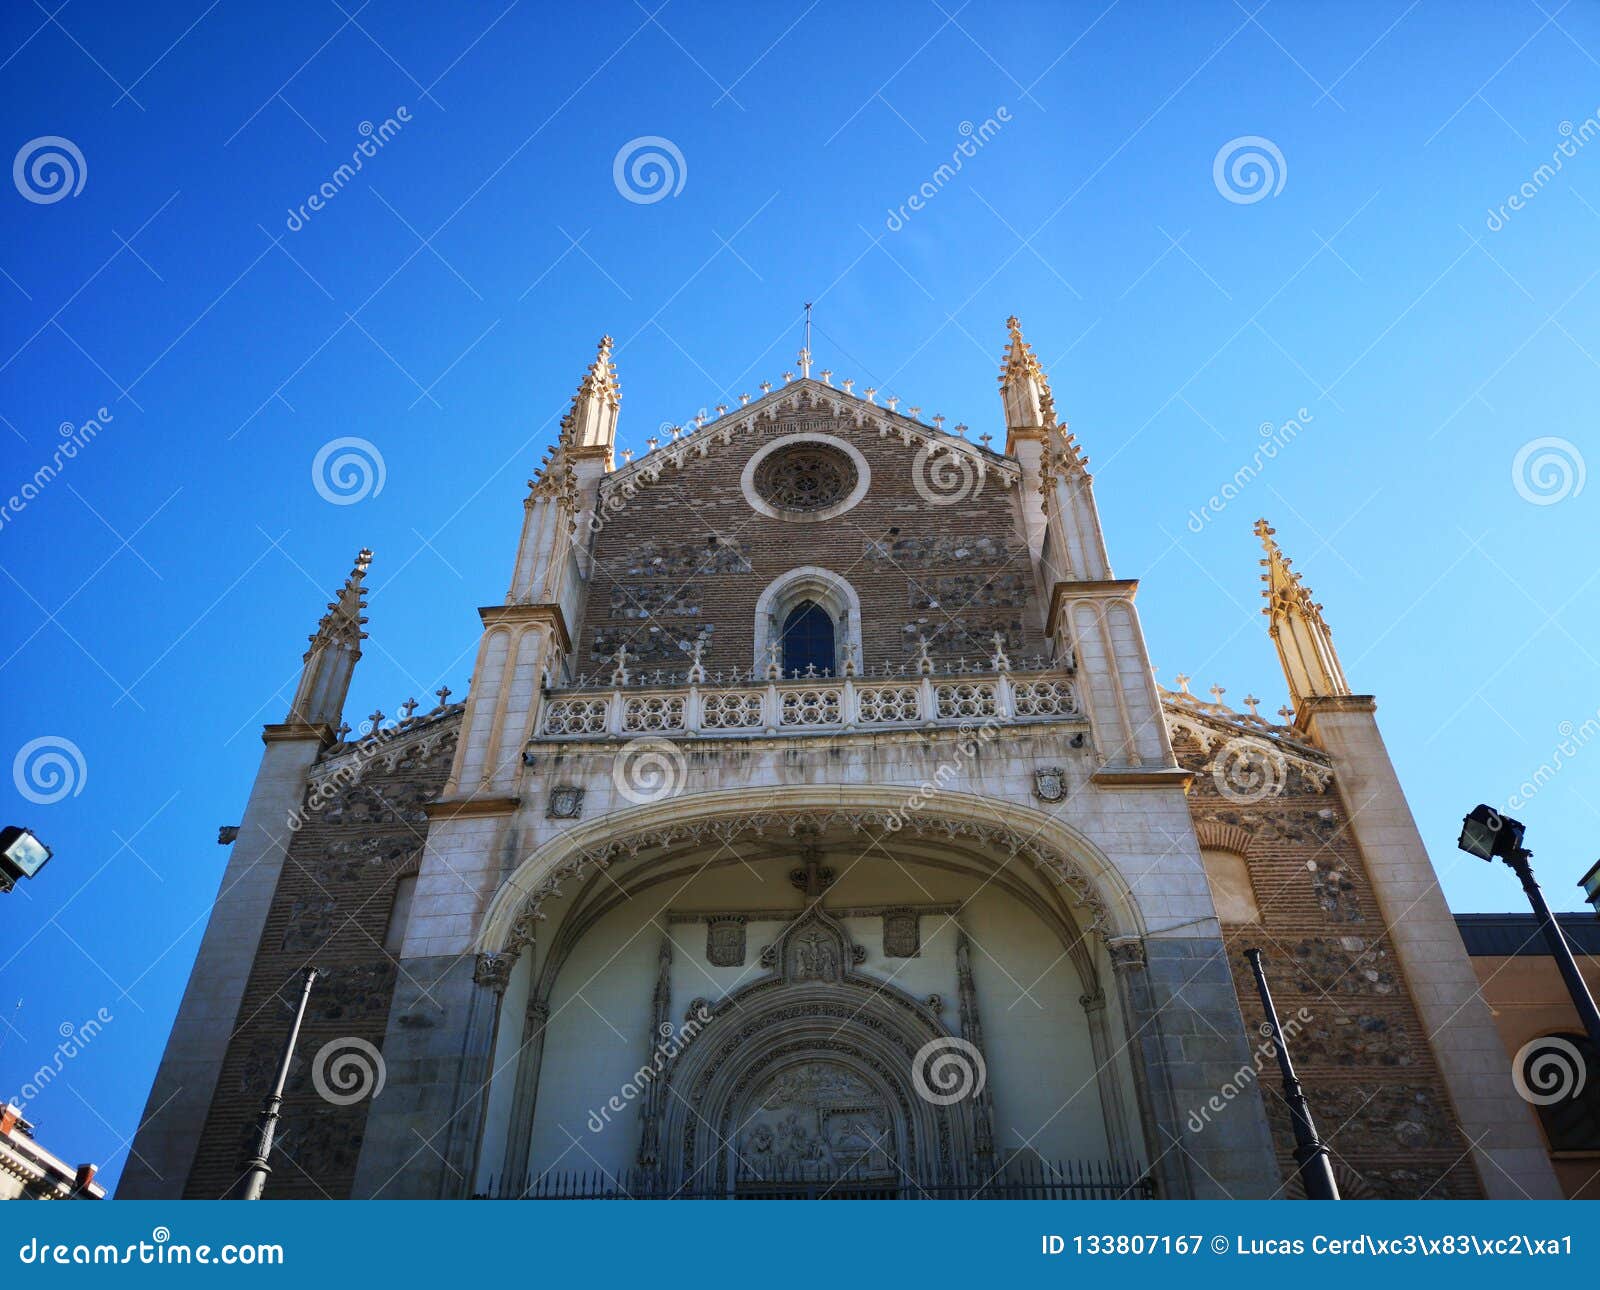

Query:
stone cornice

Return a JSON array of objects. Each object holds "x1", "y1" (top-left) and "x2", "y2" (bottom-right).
[
  {"x1": 481, "y1": 601, "x2": 571, "y2": 654},
  {"x1": 261, "y1": 721, "x2": 336, "y2": 747},
  {"x1": 528, "y1": 715, "x2": 1088, "y2": 756},
  {"x1": 1047, "y1": 578, "x2": 1139, "y2": 628},
  {"x1": 424, "y1": 795, "x2": 521, "y2": 821},
  {"x1": 1090, "y1": 767, "x2": 1194, "y2": 790},
  {"x1": 1293, "y1": 693, "x2": 1377, "y2": 733}
]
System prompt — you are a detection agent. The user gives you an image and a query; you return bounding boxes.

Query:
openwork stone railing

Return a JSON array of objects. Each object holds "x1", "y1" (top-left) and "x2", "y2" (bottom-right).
[{"x1": 536, "y1": 669, "x2": 1081, "y2": 740}]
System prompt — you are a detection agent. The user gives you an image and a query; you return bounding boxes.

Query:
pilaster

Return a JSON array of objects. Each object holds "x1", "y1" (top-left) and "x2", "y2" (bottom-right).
[
  {"x1": 118, "y1": 727, "x2": 328, "y2": 1197},
  {"x1": 1303, "y1": 699, "x2": 1563, "y2": 1198}
]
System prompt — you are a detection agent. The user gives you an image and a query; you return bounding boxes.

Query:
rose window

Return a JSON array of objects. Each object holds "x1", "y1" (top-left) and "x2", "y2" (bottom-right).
[{"x1": 753, "y1": 443, "x2": 858, "y2": 513}]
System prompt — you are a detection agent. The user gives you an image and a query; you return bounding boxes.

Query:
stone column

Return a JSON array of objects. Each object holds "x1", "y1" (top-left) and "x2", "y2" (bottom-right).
[
  {"x1": 1107, "y1": 935, "x2": 1281, "y2": 1199},
  {"x1": 501, "y1": 997, "x2": 550, "y2": 1191},
  {"x1": 1080, "y1": 987, "x2": 1138, "y2": 1170},
  {"x1": 351, "y1": 950, "x2": 506, "y2": 1199},
  {"x1": 436, "y1": 953, "x2": 511, "y2": 1197},
  {"x1": 1302, "y1": 696, "x2": 1562, "y2": 1198}
]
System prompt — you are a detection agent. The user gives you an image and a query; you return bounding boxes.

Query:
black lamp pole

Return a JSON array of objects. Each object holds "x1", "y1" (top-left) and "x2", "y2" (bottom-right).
[
  {"x1": 1244, "y1": 948, "x2": 1339, "y2": 1200},
  {"x1": 235, "y1": 967, "x2": 318, "y2": 1200},
  {"x1": 1502, "y1": 846, "x2": 1600, "y2": 1053},
  {"x1": 1458, "y1": 806, "x2": 1600, "y2": 1054}
]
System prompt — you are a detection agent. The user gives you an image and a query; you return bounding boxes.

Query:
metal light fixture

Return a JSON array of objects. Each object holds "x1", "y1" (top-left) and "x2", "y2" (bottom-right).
[
  {"x1": 0, "y1": 826, "x2": 52, "y2": 893},
  {"x1": 1457, "y1": 803, "x2": 1524, "y2": 862}
]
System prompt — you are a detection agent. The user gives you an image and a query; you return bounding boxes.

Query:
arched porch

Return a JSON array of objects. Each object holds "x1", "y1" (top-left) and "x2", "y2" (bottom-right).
[{"x1": 462, "y1": 788, "x2": 1173, "y2": 1197}]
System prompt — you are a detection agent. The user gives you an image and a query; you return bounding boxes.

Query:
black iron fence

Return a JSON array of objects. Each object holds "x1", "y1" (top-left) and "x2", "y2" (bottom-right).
[{"x1": 476, "y1": 1158, "x2": 1155, "y2": 1200}]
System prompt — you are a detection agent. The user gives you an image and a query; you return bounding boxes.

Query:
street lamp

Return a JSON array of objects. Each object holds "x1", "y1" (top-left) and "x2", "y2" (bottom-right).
[
  {"x1": 1243, "y1": 948, "x2": 1339, "y2": 1200},
  {"x1": 234, "y1": 967, "x2": 319, "y2": 1200},
  {"x1": 1457, "y1": 805, "x2": 1600, "y2": 1054},
  {"x1": 0, "y1": 827, "x2": 52, "y2": 893}
]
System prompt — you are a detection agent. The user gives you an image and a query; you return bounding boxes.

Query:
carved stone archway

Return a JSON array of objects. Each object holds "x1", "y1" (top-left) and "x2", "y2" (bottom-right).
[
  {"x1": 475, "y1": 786, "x2": 1147, "y2": 962},
  {"x1": 658, "y1": 958, "x2": 981, "y2": 1193}
]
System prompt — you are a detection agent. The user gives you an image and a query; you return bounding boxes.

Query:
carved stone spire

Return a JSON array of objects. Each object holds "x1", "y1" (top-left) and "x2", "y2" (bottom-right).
[
  {"x1": 560, "y1": 334, "x2": 621, "y2": 463},
  {"x1": 997, "y1": 315, "x2": 1059, "y2": 442},
  {"x1": 286, "y1": 548, "x2": 371, "y2": 728},
  {"x1": 1255, "y1": 519, "x2": 1350, "y2": 709}
]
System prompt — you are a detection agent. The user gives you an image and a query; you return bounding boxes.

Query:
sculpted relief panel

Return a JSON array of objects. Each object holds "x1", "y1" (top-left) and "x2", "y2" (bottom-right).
[{"x1": 738, "y1": 1061, "x2": 897, "y2": 1180}]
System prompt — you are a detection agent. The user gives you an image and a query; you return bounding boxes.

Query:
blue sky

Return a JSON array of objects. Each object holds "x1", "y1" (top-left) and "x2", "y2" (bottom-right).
[{"x1": 2, "y1": 1, "x2": 1597, "y2": 1190}]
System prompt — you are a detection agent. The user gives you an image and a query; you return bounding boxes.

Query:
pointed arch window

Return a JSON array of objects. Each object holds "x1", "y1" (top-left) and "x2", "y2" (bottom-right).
[{"x1": 782, "y1": 601, "x2": 836, "y2": 677}]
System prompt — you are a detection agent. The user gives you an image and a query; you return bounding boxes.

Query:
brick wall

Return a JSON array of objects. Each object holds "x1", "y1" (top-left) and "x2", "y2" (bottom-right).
[
  {"x1": 577, "y1": 399, "x2": 1043, "y2": 679},
  {"x1": 181, "y1": 717, "x2": 458, "y2": 1199},
  {"x1": 1174, "y1": 727, "x2": 1485, "y2": 1199}
]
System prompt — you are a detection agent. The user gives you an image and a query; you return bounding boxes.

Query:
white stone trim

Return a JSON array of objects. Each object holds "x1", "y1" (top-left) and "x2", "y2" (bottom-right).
[
  {"x1": 752, "y1": 564, "x2": 862, "y2": 675},
  {"x1": 739, "y1": 431, "x2": 871, "y2": 524}
]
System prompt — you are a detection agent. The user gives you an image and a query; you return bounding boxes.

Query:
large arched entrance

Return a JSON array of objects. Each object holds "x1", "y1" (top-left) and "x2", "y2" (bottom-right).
[
  {"x1": 469, "y1": 790, "x2": 1155, "y2": 1198},
  {"x1": 655, "y1": 903, "x2": 985, "y2": 1195}
]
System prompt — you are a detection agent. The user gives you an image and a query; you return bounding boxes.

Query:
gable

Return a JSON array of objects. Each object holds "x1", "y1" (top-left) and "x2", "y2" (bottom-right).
[{"x1": 576, "y1": 383, "x2": 1044, "y2": 681}]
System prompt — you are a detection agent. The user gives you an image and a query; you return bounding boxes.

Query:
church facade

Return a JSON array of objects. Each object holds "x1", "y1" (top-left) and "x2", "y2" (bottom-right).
[{"x1": 121, "y1": 322, "x2": 1558, "y2": 1200}]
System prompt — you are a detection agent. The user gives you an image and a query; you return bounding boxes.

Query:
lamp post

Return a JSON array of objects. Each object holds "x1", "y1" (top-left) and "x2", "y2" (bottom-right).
[
  {"x1": 1243, "y1": 948, "x2": 1339, "y2": 1200},
  {"x1": 234, "y1": 967, "x2": 318, "y2": 1200},
  {"x1": 1457, "y1": 805, "x2": 1600, "y2": 1053},
  {"x1": 0, "y1": 826, "x2": 52, "y2": 893}
]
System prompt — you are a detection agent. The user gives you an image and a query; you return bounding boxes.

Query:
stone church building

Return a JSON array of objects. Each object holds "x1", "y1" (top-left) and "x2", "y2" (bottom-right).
[{"x1": 121, "y1": 321, "x2": 1559, "y2": 1200}]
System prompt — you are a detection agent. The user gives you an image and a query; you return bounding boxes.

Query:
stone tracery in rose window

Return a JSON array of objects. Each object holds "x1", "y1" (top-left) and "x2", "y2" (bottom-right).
[{"x1": 754, "y1": 443, "x2": 858, "y2": 513}]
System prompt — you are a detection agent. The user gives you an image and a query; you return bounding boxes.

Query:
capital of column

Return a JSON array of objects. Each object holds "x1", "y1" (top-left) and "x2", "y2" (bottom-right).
[
  {"x1": 474, "y1": 952, "x2": 513, "y2": 993},
  {"x1": 1105, "y1": 936, "x2": 1147, "y2": 973}
]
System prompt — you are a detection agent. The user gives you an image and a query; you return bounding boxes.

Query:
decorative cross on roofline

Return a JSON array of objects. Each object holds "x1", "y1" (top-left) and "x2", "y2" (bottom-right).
[{"x1": 990, "y1": 631, "x2": 1011, "y2": 671}]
